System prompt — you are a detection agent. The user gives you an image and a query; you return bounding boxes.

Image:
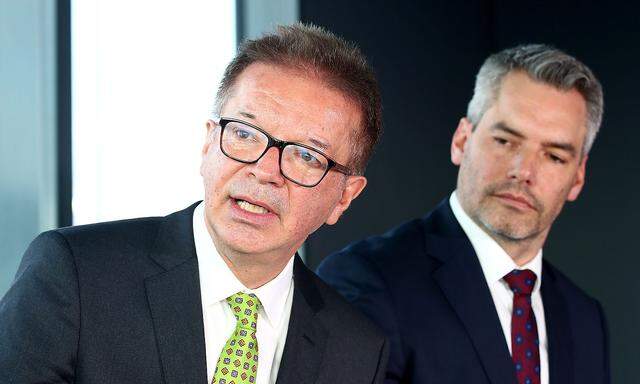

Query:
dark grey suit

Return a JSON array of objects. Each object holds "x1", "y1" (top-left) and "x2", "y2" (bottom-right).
[{"x1": 0, "y1": 203, "x2": 388, "y2": 384}]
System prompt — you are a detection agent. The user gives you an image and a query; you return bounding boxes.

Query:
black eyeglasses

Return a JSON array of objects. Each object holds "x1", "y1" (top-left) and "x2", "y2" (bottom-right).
[{"x1": 212, "y1": 116, "x2": 352, "y2": 187}]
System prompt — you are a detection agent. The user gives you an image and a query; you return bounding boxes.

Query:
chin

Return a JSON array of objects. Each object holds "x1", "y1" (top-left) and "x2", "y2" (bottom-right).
[
  {"x1": 220, "y1": 232, "x2": 269, "y2": 253},
  {"x1": 479, "y1": 210, "x2": 533, "y2": 238},
  {"x1": 486, "y1": 220, "x2": 540, "y2": 241}
]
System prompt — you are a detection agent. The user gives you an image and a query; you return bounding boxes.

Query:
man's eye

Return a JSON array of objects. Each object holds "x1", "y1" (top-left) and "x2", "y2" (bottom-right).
[
  {"x1": 295, "y1": 148, "x2": 323, "y2": 167},
  {"x1": 494, "y1": 137, "x2": 509, "y2": 146},
  {"x1": 233, "y1": 128, "x2": 253, "y2": 140},
  {"x1": 299, "y1": 150, "x2": 317, "y2": 162},
  {"x1": 548, "y1": 153, "x2": 566, "y2": 164}
]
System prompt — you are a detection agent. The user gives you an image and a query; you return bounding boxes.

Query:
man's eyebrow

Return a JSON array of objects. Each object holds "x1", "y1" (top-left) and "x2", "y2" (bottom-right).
[
  {"x1": 309, "y1": 138, "x2": 330, "y2": 151},
  {"x1": 491, "y1": 121, "x2": 577, "y2": 156},
  {"x1": 490, "y1": 122, "x2": 526, "y2": 139},
  {"x1": 238, "y1": 111, "x2": 256, "y2": 120},
  {"x1": 542, "y1": 141, "x2": 577, "y2": 156},
  {"x1": 236, "y1": 111, "x2": 331, "y2": 150}
]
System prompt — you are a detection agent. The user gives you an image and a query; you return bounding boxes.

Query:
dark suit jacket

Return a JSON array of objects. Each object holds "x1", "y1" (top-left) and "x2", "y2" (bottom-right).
[
  {"x1": 317, "y1": 200, "x2": 610, "y2": 384},
  {"x1": 0, "y1": 203, "x2": 388, "y2": 384}
]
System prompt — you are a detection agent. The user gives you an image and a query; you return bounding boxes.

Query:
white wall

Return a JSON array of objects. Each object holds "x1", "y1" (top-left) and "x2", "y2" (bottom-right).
[{"x1": 71, "y1": 0, "x2": 236, "y2": 225}]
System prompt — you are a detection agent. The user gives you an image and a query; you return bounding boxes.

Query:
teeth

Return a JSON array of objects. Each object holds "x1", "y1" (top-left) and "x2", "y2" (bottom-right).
[{"x1": 237, "y1": 200, "x2": 268, "y2": 214}]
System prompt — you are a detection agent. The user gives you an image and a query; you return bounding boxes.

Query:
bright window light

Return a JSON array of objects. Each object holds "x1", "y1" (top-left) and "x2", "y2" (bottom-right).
[{"x1": 71, "y1": 0, "x2": 236, "y2": 224}]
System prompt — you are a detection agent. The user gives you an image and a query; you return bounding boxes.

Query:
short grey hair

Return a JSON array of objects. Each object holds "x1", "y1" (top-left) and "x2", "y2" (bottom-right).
[
  {"x1": 467, "y1": 44, "x2": 603, "y2": 155},
  {"x1": 212, "y1": 23, "x2": 382, "y2": 175}
]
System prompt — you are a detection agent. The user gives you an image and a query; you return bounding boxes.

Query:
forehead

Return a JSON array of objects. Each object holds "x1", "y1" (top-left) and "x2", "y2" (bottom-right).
[
  {"x1": 486, "y1": 71, "x2": 588, "y2": 143},
  {"x1": 221, "y1": 63, "x2": 362, "y2": 159}
]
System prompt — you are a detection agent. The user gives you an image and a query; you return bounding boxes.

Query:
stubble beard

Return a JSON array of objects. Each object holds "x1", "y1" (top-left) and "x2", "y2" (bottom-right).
[
  {"x1": 463, "y1": 181, "x2": 546, "y2": 244},
  {"x1": 474, "y1": 199, "x2": 542, "y2": 243}
]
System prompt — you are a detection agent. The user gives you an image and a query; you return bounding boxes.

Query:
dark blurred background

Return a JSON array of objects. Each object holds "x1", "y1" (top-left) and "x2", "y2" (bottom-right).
[
  {"x1": 300, "y1": 1, "x2": 639, "y2": 382},
  {"x1": 2, "y1": 0, "x2": 637, "y2": 381}
]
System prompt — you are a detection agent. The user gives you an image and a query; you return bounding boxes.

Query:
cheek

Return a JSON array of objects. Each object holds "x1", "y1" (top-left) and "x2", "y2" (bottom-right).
[
  {"x1": 462, "y1": 153, "x2": 501, "y2": 189},
  {"x1": 534, "y1": 168, "x2": 578, "y2": 216},
  {"x1": 463, "y1": 142, "x2": 493, "y2": 177},
  {"x1": 546, "y1": 175, "x2": 575, "y2": 203},
  {"x1": 201, "y1": 151, "x2": 237, "y2": 198},
  {"x1": 540, "y1": 163, "x2": 578, "y2": 191},
  {"x1": 285, "y1": 186, "x2": 341, "y2": 229}
]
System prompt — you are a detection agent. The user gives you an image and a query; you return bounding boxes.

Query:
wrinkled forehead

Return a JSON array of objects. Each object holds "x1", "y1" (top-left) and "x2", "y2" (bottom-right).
[
  {"x1": 490, "y1": 72, "x2": 588, "y2": 141},
  {"x1": 221, "y1": 63, "x2": 363, "y2": 163}
]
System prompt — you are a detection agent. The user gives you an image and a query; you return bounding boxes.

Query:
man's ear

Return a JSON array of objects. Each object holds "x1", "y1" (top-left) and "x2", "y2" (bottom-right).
[
  {"x1": 325, "y1": 176, "x2": 367, "y2": 225},
  {"x1": 200, "y1": 120, "x2": 217, "y2": 177},
  {"x1": 451, "y1": 117, "x2": 473, "y2": 166},
  {"x1": 567, "y1": 155, "x2": 588, "y2": 202},
  {"x1": 202, "y1": 119, "x2": 217, "y2": 156}
]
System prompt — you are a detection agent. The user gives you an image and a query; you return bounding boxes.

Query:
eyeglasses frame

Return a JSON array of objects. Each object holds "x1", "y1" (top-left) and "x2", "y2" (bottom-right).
[{"x1": 211, "y1": 116, "x2": 353, "y2": 187}]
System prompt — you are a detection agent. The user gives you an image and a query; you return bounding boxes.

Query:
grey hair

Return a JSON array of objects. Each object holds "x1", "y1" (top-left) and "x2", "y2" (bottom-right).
[
  {"x1": 467, "y1": 44, "x2": 603, "y2": 155},
  {"x1": 211, "y1": 22, "x2": 382, "y2": 175}
]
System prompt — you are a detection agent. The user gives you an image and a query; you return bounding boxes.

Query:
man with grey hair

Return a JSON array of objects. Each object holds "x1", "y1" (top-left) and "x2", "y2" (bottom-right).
[
  {"x1": 319, "y1": 44, "x2": 609, "y2": 384},
  {"x1": 0, "y1": 23, "x2": 388, "y2": 384}
]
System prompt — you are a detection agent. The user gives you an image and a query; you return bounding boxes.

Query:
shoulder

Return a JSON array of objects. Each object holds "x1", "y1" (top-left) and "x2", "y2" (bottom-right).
[
  {"x1": 544, "y1": 261, "x2": 597, "y2": 301},
  {"x1": 543, "y1": 260, "x2": 609, "y2": 375},
  {"x1": 309, "y1": 270, "x2": 387, "y2": 343},
  {"x1": 543, "y1": 260, "x2": 606, "y2": 319},
  {"x1": 55, "y1": 215, "x2": 164, "y2": 251},
  {"x1": 319, "y1": 200, "x2": 458, "y2": 275},
  {"x1": 11, "y1": 216, "x2": 165, "y2": 292},
  {"x1": 319, "y1": 217, "x2": 427, "y2": 275},
  {"x1": 19, "y1": 203, "x2": 199, "y2": 284},
  {"x1": 50, "y1": 202, "x2": 199, "y2": 252}
]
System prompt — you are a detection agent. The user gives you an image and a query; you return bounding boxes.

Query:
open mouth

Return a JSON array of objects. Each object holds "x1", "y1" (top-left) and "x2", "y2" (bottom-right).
[{"x1": 234, "y1": 198, "x2": 270, "y2": 214}]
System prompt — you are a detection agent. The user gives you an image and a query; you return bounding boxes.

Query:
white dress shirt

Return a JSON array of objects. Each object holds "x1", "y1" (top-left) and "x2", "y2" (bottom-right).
[
  {"x1": 450, "y1": 192, "x2": 549, "y2": 384},
  {"x1": 192, "y1": 202, "x2": 295, "y2": 384}
]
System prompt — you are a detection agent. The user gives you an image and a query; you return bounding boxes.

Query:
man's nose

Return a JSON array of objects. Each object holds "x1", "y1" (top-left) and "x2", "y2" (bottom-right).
[
  {"x1": 507, "y1": 150, "x2": 538, "y2": 185},
  {"x1": 249, "y1": 147, "x2": 286, "y2": 187}
]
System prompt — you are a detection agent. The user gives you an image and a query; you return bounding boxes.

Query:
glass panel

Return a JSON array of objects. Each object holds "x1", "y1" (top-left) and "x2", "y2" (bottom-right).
[{"x1": 71, "y1": 0, "x2": 236, "y2": 224}]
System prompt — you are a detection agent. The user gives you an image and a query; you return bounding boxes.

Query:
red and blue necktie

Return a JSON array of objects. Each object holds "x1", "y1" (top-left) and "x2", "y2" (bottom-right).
[{"x1": 503, "y1": 269, "x2": 540, "y2": 384}]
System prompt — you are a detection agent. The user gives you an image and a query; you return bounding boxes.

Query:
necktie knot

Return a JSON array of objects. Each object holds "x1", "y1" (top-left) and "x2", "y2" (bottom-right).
[
  {"x1": 503, "y1": 269, "x2": 537, "y2": 296},
  {"x1": 226, "y1": 292, "x2": 261, "y2": 330}
]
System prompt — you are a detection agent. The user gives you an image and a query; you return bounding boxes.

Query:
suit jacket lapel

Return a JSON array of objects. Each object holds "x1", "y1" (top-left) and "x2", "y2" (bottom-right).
[
  {"x1": 276, "y1": 256, "x2": 328, "y2": 384},
  {"x1": 540, "y1": 262, "x2": 574, "y2": 383},
  {"x1": 428, "y1": 201, "x2": 517, "y2": 384},
  {"x1": 145, "y1": 203, "x2": 208, "y2": 384}
]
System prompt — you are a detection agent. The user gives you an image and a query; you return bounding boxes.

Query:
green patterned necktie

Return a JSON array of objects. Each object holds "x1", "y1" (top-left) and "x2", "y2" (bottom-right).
[{"x1": 212, "y1": 292, "x2": 261, "y2": 384}]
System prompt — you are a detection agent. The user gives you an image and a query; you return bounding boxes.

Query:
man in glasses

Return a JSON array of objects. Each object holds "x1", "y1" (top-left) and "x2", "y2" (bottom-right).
[
  {"x1": 0, "y1": 24, "x2": 388, "y2": 384},
  {"x1": 319, "y1": 44, "x2": 609, "y2": 383}
]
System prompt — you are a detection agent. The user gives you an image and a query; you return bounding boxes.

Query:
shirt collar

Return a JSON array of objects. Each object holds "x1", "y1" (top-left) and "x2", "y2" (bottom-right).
[
  {"x1": 193, "y1": 202, "x2": 294, "y2": 327},
  {"x1": 449, "y1": 191, "x2": 543, "y2": 293}
]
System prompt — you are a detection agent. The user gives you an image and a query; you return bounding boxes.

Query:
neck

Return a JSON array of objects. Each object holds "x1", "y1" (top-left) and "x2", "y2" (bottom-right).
[
  {"x1": 218, "y1": 248, "x2": 293, "y2": 289},
  {"x1": 489, "y1": 230, "x2": 546, "y2": 266},
  {"x1": 204, "y1": 222, "x2": 296, "y2": 289},
  {"x1": 201, "y1": 214, "x2": 296, "y2": 289}
]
